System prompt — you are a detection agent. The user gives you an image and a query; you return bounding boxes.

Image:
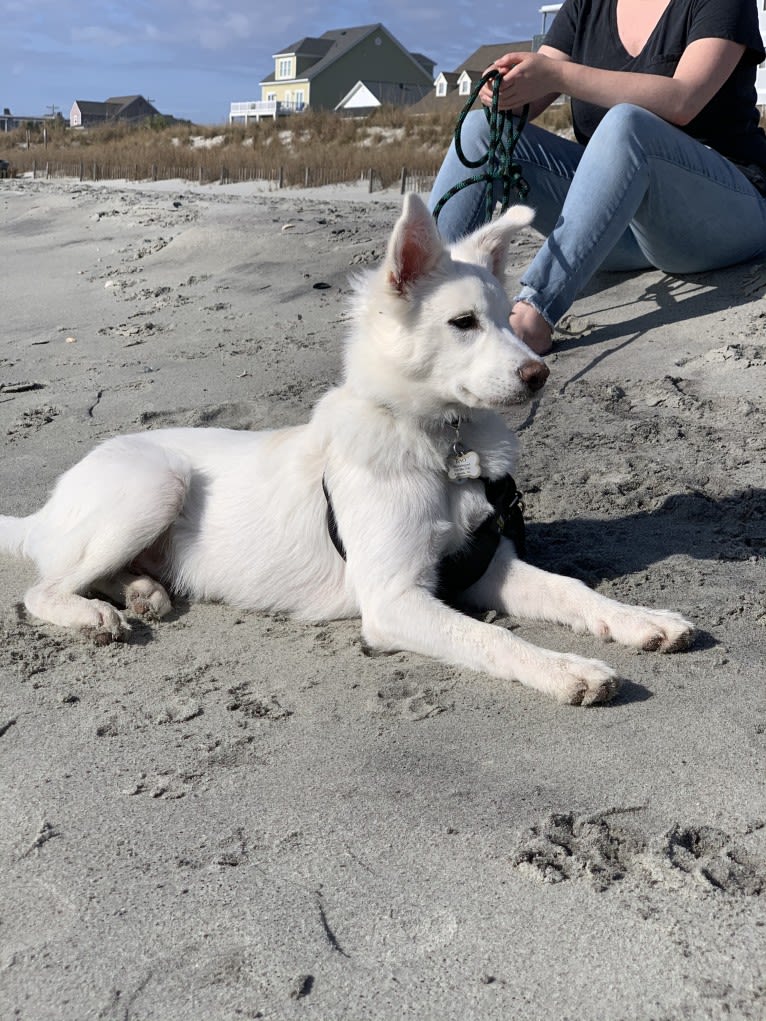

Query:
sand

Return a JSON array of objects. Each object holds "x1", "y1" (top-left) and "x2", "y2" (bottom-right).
[{"x1": 0, "y1": 176, "x2": 764, "y2": 1021}]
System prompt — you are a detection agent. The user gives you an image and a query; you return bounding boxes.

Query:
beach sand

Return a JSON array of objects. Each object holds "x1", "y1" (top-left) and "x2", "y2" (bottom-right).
[{"x1": 0, "y1": 176, "x2": 764, "y2": 1020}]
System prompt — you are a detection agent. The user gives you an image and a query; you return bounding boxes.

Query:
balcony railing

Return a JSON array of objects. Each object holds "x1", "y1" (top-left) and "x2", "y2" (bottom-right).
[{"x1": 228, "y1": 100, "x2": 305, "y2": 122}]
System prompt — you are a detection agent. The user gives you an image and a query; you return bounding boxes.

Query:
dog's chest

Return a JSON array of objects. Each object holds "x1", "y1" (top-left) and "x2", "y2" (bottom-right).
[
  {"x1": 444, "y1": 418, "x2": 516, "y2": 480},
  {"x1": 442, "y1": 480, "x2": 493, "y2": 548},
  {"x1": 436, "y1": 419, "x2": 517, "y2": 551}
]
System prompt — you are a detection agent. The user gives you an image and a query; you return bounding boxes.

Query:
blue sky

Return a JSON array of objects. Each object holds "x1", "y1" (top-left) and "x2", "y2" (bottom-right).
[{"x1": 1, "y1": 1, "x2": 550, "y2": 125}]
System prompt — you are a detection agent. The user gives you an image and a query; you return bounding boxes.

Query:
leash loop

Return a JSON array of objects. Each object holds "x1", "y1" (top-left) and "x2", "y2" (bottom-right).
[{"x1": 432, "y1": 69, "x2": 530, "y2": 226}]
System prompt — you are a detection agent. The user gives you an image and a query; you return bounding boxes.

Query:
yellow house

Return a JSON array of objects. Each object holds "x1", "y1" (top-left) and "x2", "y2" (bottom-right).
[{"x1": 230, "y1": 23, "x2": 434, "y2": 122}]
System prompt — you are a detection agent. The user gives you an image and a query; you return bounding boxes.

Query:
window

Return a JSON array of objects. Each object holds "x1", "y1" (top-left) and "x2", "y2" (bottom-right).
[
  {"x1": 295, "y1": 90, "x2": 305, "y2": 110},
  {"x1": 459, "y1": 77, "x2": 471, "y2": 95},
  {"x1": 277, "y1": 58, "x2": 292, "y2": 79},
  {"x1": 436, "y1": 79, "x2": 447, "y2": 97}
]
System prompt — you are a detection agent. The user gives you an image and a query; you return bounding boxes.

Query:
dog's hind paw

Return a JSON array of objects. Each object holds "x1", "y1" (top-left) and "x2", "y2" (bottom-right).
[{"x1": 125, "y1": 577, "x2": 172, "y2": 620}]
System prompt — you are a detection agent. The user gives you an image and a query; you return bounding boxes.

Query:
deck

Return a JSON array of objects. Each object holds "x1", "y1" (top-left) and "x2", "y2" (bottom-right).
[{"x1": 228, "y1": 100, "x2": 304, "y2": 123}]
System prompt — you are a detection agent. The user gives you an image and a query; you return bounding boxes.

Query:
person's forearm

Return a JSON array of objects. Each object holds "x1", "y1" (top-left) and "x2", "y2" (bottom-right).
[{"x1": 550, "y1": 62, "x2": 697, "y2": 125}]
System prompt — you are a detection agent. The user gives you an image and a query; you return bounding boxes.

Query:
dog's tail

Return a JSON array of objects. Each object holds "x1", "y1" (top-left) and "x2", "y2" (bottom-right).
[{"x1": 0, "y1": 514, "x2": 34, "y2": 557}]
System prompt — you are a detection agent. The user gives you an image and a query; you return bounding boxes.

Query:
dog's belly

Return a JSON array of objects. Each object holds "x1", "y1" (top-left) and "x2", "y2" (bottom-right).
[
  {"x1": 135, "y1": 428, "x2": 357, "y2": 619},
  {"x1": 166, "y1": 510, "x2": 357, "y2": 619}
]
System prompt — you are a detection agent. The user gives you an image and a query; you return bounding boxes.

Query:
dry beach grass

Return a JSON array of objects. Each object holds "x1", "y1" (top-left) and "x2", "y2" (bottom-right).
[
  {"x1": 0, "y1": 173, "x2": 764, "y2": 1019},
  {"x1": 0, "y1": 103, "x2": 575, "y2": 188}
]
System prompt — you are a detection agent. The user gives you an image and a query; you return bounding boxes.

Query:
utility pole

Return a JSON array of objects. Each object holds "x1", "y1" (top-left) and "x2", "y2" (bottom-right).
[{"x1": 44, "y1": 105, "x2": 58, "y2": 148}]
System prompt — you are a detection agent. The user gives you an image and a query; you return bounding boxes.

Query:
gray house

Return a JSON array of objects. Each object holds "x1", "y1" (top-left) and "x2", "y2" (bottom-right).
[{"x1": 69, "y1": 95, "x2": 162, "y2": 128}]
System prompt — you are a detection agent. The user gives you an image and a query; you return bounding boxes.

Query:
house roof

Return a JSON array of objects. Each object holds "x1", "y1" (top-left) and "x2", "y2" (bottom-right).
[
  {"x1": 105, "y1": 95, "x2": 144, "y2": 106},
  {"x1": 335, "y1": 79, "x2": 433, "y2": 110},
  {"x1": 73, "y1": 101, "x2": 111, "y2": 114},
  {"x1": 452, "y1": 41, "x2": 533, "y2": 76},
  {"x1": 411, "y1": 52, "x2": 436, "y2": 76},
  {"x1": 409, "y1": 90, "x2": 470, "y2": 115},
  {"x1": 0, "y1": 111, "x2": 56, "y2": 122},
  {"x1": 273, "y1": 36, "x2": 334, "y2": 59},
  {"x1": 72, "y1": 95, "x2": 161, "y2": 120},
  {"x1": 263, "y1": 23, "x2": 434, "y2": 86}
]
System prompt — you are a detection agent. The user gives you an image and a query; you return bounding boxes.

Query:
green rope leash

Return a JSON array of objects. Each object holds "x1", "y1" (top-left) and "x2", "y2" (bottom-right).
[{"x1": 432, "y1": 69, "x2": 530, "y2": 226}]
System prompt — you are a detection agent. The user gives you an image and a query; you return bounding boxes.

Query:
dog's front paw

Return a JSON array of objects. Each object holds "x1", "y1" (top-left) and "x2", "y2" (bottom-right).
[
  {"x1": 638, "y1": 610, "x2": 695, "y2": 653},
  {"x1": 547, "y1": 654, "x2": 620, "y2": 706},
  {"x1": 595, "y1": 607, "x2": 696, "y2": 654}
]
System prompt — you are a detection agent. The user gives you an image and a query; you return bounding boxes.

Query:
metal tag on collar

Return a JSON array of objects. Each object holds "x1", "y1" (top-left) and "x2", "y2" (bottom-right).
[{"x1": 446, "y1": 418, "x2": 481, "y2": 483}]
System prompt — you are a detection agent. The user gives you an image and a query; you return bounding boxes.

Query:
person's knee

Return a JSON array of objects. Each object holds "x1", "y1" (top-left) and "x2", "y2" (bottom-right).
[{"x1": 594, "y1": 103, "x2": 661, "y2": 144}]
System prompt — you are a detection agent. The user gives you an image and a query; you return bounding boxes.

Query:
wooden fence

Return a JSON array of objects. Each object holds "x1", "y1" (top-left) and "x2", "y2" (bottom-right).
[{"x1": 21, "y1": 159, "x2": 438, "y2": 195}]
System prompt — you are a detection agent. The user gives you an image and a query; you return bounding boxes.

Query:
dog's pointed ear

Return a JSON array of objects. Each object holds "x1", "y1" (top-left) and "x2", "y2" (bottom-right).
[
  {"x1": 451, "y1": 205, "x2": 536, "y2": 281},
  {"x1": 385, "y1": 193, "x2": 445, "y2": 295}
]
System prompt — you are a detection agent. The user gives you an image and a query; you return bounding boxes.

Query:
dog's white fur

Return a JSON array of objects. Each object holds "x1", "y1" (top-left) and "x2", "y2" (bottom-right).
[{"x1": 0, "y1": 194, "x2": 694, "y2": 705}]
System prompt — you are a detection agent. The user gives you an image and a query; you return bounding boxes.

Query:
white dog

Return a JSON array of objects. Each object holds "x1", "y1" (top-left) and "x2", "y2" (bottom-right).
[{"x1": 0, "y1": 194, "x2": 694, "y2": 705}]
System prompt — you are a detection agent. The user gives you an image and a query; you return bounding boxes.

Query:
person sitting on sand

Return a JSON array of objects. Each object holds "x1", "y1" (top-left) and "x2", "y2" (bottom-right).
[{"x1": 428, "y1": 0, "x2": 766, "y2": 354}]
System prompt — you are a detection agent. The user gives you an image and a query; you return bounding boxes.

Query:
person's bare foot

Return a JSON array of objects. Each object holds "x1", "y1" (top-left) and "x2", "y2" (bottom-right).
[{"x1": 510, "y1": 301, "x2": 553, "y2": 355}]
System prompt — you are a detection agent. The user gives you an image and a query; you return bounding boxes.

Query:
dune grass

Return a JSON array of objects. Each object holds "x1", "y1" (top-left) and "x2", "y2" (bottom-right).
[{"x1": 0, "y1": 104, "x2": 573, "y2": 189}]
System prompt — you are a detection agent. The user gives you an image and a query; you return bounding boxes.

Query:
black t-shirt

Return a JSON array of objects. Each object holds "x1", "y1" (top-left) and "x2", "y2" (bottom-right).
[{"x1": 544, "y1": 0, "x2": 766, "y2": 170}]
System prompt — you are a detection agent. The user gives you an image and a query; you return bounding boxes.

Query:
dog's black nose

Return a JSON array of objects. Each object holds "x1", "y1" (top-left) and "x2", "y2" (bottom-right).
[{"x1": 518, "y1": 360, "x2": 550, "y2": 392}]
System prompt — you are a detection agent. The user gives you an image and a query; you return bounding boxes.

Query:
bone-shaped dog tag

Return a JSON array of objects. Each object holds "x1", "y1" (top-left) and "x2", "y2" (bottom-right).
[{"x1": 446, "y1": 447, "x2": 481, "y2": 483}]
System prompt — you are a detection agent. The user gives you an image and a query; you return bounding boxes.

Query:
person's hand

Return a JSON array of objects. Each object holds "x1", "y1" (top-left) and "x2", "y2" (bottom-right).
[{"x1": 479, "y1": 52, "x2": 558, "y2": 110}]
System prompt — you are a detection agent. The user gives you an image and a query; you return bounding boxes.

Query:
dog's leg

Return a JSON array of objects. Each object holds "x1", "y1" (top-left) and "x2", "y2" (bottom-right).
[
  {"x1": 361, "y1": 590, "x2": 620, "y2": 705},
  {"x1": 468, "y1": 542, "x2": 695, "y2": 652},
  {"x1": 21, "y1": 442, "x2": 190, "y2": 643},
  {"x1": 92, "y1": 571, "x2": 173, "y2": 620},
  {"x1": 24, "y1": 583, "x2": 130, "y2": 645}
]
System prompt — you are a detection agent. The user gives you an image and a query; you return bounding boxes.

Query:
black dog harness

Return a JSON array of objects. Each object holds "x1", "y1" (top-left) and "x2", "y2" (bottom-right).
[{"x1": 322, "y1": 473, "x2": 525, "y2": 603}]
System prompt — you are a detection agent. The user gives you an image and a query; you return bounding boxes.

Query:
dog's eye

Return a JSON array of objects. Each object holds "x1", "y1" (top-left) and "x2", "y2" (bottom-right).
[{"x1": 449, "y1": 312, "x2": 479, "y2": 331}]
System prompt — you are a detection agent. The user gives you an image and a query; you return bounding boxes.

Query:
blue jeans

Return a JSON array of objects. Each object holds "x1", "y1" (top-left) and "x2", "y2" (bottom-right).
[{"x1": 428, "y1": 103, "x2": 766, "y2": 327}]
